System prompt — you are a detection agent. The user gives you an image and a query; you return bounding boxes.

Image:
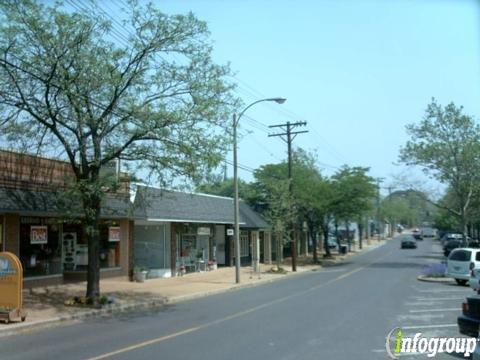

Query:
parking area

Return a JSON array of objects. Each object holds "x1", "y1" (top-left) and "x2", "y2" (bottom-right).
[{"x1": 386, "y1": 240, "x2": 476, "y2": 359}]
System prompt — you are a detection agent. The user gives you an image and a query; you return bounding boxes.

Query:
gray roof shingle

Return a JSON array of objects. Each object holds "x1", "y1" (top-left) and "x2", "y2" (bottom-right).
[
  {"x1": 0, "y1": 187, "x2": 130, "y2": 218},
  {"x1": 133, "y1": 185, "x2": 235, "y2": 224},
  {"x1": 133, "y1": 185, "x2": 269, "y2": 229}
]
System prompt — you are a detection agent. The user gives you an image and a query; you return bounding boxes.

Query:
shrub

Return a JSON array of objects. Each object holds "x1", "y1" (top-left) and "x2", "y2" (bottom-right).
[{"x1": 422, "y1": 263, "x2": 447, "y2": 278}]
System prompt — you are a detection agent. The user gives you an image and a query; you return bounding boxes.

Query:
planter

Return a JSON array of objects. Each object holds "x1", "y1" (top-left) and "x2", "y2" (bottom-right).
[{"x1": 134, "y1": 271, "x2": 148, "y2": 283}]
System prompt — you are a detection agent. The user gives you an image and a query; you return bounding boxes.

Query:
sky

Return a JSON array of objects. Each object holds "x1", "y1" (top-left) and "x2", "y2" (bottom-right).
[{"x1": 139, "y1": 0, "x2": 480, "y2": 193}]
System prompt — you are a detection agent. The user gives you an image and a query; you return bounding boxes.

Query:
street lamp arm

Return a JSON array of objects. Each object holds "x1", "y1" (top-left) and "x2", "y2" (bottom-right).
[{"x1": 235, "y1": 97, "x2": 286, "y2": 127}]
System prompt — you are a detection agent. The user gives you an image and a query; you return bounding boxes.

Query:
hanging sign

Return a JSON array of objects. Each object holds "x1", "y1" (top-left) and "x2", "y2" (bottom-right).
[
  {"x1": 227, "y1": 229, "x2": 234, "y2": 236},
  {"x1": 30, "y1": 226, "x2": 48, "y2": 244},
  {"x1": 0, "y1": 252, "x2": 26, "y2": 323},
  {"x1": 108, "y1": 227, "x2": 121, "y2": 242},
  {"x1": 197, "y1": 227, "x2": 211, "y2": 236}
]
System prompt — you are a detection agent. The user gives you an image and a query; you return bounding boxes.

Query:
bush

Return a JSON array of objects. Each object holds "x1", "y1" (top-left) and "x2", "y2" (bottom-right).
[{"x1": 422, "y1": 263, "x2": 447, "y2": 278}]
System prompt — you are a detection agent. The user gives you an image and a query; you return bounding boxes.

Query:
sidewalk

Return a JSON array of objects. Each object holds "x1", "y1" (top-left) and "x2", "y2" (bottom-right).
[{"x1": 0, "y1": 238, "x2": 387, "y2": 337}]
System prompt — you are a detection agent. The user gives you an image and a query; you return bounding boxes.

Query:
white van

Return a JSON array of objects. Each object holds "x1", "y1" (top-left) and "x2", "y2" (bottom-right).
[{"x1": 446, "y1": 248, "x2": 480, "y2": 285}]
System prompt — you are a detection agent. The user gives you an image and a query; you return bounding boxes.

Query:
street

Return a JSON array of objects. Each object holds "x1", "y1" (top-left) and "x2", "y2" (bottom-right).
[{"x1": 0, "y1": 236, "x2": 473, "y2": 360}]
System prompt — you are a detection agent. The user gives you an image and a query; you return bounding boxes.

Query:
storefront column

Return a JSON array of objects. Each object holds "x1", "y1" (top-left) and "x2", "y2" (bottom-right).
[
  {"x1": 170, "y1": 223, "x2": 177, "y2": 277},
  {"x1": 127, "y1": 220, "x2": 135, "y2": 280},
  {"x1": 252, "y1": 231, "x2": 260, "y2": 273}
]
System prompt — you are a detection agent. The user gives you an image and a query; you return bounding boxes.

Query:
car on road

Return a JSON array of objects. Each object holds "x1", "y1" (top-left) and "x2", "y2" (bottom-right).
[
  {"x1": 400, "y1": 235, "x2": 417, "y2": 249},
  {"x1": 421, "y1": 227, "x2": 436, "y2": 238},
  {"x1": 446, "y1": 248, "x2": 480, "y2": 285},
  {"x1": 412, "y1": 228, "x2": 422, "y2": 240}
]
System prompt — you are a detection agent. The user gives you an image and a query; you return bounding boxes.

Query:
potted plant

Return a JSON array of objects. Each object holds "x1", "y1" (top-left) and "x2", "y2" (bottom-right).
[
  {"x1": 133, "y1": 266, "x2": 149, "y2": 282},
  {"x1": 208, "y1": 259, "x2": 217, "y2": 271},
  {"x1": 179, "y1": 264, "x2": 186, "y2": 276}
]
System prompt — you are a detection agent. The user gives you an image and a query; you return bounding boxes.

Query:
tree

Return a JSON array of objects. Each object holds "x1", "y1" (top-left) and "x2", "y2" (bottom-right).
[
  {"x1": 399, "y1": 100, "x2": 480, "y2": 236},
  {"x1": 331, "y1": 166, "x2": 376, "y2": 250},
  {"x1": 0, "y1": 1, "x2": 236, "y2": 300}
]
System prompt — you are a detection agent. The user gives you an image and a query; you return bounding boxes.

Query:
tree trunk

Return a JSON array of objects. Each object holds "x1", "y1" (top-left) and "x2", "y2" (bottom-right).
[
  {"x1": 83, "y1": 192, "x2": 102, "y2": 301},
  {"x1": 323, "y1": 226, "x2": 331, "y2": 258},
  {"x1": 358, "y1": 222, "x2": 363, "y2": 250},
  {"x1": 345, "y1": 222, "x2": 351, "y2": 252},
  {"x1": 311, "y1": 226, "x2": 318, "y2": 263},
  {"x1": 276, "y1": 232, "x2": 282, "y2": 269},
  {"x1": 334, "y1": 221, "x2": 339, "y2": 251}
]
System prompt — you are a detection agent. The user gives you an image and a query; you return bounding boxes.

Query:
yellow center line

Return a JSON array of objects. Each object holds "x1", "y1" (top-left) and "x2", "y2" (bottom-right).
[{"x1": 87, "y1": 249, "x2": 394, "y2": 360}]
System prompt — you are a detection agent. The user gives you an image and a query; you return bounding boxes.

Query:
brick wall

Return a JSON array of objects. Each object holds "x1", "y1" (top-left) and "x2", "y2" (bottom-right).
[{"x1": 0, "y1": 150, "x2": 130, "y2": 193}]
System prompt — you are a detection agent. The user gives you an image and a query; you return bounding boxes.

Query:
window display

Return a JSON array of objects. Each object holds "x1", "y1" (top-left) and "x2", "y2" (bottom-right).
[{"x1": 20, "y1": 217, "x2": 62, "y2": 277}]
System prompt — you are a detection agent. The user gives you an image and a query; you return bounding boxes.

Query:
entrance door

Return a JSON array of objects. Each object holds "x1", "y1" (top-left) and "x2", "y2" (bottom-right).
[{"x1": 215, "y1": 225, "x2": 225, "y2": 265}]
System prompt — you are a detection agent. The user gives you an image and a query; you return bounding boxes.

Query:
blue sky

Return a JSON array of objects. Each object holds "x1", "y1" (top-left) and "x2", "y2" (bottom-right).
[
  {"x1": 54, "y1": 0, "x2": 479, "y2": 194},
  {"x1": 148, "y1": 0, "x2": 480, "y2": 192},
  {"x1": 2, "y1": 0, "x2": 478, "y2": 194}
]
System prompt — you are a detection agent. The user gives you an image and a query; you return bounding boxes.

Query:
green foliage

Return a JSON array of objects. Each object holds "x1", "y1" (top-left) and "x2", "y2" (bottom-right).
[
  {"x1": 399, "y1": 100, "x2": 480, "y2": 233},
  {"x1": 196, "y1": 177, "x2": 256, "y2": 203},
  {"x1": 381, "y1": 190, "x2": 436, "y2": 227},
  {"x1": 330, "y1": 166, "x2": 376, "y2": 222},
  {"x1": 0, "y1": 0, "x2": 237, "y2": 298}
]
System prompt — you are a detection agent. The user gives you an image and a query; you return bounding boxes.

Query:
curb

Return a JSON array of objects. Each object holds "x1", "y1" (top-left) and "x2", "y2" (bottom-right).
[
  {"x1": 0, "y1": 240, "x2": 387, "y2": 337},
  {"x1": 417, "y1": 275, "x2": 455, "y2": 283}
]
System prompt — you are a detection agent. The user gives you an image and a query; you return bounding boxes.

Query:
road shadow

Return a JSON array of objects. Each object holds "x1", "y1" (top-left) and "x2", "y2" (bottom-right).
[
  {"x1": 408, "y1": 254, "x2": 445, "y2": 262},
  {"x1": 367, "y1": 261, "x2": 425, "y2": 269}
]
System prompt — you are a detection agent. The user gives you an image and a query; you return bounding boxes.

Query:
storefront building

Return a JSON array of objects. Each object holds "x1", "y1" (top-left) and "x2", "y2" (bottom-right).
[
  {"x1": 132, "y1": 185, "x2": 272, "y2": 277},
  {"x1": 0, "y1": 150, "x2": 133, "y2": 287}
]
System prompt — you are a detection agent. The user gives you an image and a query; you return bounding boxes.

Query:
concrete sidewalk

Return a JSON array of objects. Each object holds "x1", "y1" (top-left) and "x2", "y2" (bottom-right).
[{"x1": 0, "y1": 238, "x2": 386, "y2": 337}]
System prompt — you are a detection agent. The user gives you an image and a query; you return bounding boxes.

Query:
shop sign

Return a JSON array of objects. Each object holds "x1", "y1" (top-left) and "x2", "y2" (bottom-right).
[
  {"x1": 227, "y1": 229, "x2": 234, "y2": 236},
  {"x1": 108, "y1": 226, "x2": 121, "y2": 242},
  {"x1": 30, "y1": 225, "x2": 48, "y2": 244},
  {"x1": 0, "y1": 252, "x2": 23, "y2": 311},
  {"x1": 197, "y1": 227, "x2": 211, "y2": 236}
]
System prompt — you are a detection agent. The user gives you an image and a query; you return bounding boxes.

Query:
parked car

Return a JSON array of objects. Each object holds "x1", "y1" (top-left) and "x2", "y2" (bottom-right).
[
  {"x1": 441, "y1": 233, "x2": 463, "y2": 246},
  {"x1": 470, "y1": 267, "x2": 480, "y2": 292},
  {"x1": 400, "y1": 235, "x2": 417, "y2": 249},
  {"x1": 444, "y1": 239, "x2": 468, "y2": 257},
  {"x1": 446, "y1": 248, "x2": 480, "y2": 285},
  {"x1": 458, "y1": 295, "x2": 480, "y2": 337},
  {"x1": 327, "y1": 238, "x2": 337, "y2": 249}
]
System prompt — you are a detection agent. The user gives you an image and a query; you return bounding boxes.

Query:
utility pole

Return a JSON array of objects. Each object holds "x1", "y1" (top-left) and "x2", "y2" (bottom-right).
[
  {"x1": 376, "y1": 177, "x2": 384, "y2": 241},
  {"x1": 387, "y1": 186, "x2": 393, "y2": 237},
  {"x1": 269, "y1": 121, "x2": 308, "y2": 272}
]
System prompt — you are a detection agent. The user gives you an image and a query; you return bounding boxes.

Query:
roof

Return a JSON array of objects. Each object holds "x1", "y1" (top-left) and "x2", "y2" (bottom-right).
[
  {"x1": 133, "y1": 185, "x2": 269, "y2": 228},
  {"x1": 0, "y1": 187, "x2": 130, "y2": 218},
  {"x1": 133, "y1": 185, "x2": 236, "y2": 224},
  {"x1": 239, "y1": 201, "x2": 269, "y2": 229}
]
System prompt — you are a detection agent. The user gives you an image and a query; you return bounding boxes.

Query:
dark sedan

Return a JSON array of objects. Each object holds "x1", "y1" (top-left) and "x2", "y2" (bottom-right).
[{"x1": 400, "y1": 235, "x2": 417, "y2": 249}]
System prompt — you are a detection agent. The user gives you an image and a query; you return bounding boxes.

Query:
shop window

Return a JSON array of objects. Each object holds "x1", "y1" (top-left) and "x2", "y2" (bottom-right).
[
  {"x1": 19, "y1": 217, "x2": 62, "y2": 277},
  {"x1": 60, "y1": 222, "x2": 121, "y2": 271},
  {"x1": 99, "y1": 223, "x2": 121, "y2": 268}
]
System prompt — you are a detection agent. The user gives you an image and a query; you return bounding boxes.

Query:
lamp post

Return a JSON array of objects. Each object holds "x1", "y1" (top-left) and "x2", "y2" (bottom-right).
[{"x1": 233, "y1": 97, "x2": 286, "y2": 284}]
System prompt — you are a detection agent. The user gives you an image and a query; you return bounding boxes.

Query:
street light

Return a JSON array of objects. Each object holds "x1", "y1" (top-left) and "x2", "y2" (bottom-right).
[{"x1": 233, "y1": 97, "x2": 286, "y2": 284}]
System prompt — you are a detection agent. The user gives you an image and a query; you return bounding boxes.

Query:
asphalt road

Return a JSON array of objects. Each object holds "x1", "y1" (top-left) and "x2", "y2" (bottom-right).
[{"x1": 0, "y1": 236, "x2": 474, "y2": 360}]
